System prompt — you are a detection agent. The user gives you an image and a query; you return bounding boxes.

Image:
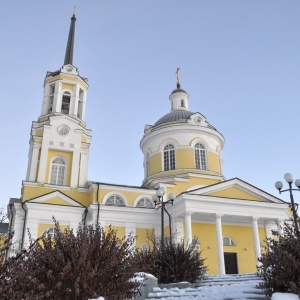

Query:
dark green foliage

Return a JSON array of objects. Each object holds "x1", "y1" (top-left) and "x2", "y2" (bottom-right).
[
  {"x1": 135, "y1": 233, "x2": 205, "y2": 284},
  {"x1": 258, "y1": 222, "x2": 300, "y2": 296},
  {"x1": 0, "y1": 220, "x2": 143, "y2": 300}
]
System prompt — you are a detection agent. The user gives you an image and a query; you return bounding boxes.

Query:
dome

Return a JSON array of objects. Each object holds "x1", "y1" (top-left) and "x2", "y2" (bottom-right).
[
  {"x1": 170, "y1": 88, "x2": 188, "y2": 95},
  {"x1": 154, "y1": 109, "x2": 194, "y2": 126}
]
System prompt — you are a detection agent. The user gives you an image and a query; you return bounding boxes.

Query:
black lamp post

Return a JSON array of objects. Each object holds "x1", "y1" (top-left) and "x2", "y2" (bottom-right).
[
  {"x1": 152, "y1": 187, "x2": 176, "y2": 249},
  {"x1": 275, "y1": 173, "x2": 300, "y2": 235}
]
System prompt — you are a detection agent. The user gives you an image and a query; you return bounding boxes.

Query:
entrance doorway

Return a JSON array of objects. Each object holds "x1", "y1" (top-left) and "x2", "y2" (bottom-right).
[{"x1": 224, "y1": 252, "x2": 238, "y2": 274}]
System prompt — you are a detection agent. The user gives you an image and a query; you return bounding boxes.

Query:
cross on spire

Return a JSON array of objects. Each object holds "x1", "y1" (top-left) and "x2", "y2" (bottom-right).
[{"x1": 176, "y1": 67, "x2": 181, "y2": 88}]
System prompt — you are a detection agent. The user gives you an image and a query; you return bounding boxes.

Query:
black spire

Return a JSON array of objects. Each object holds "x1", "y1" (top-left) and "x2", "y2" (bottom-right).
[{"x1": 64, "y1": 14, "x2": 76, "y2": 65}]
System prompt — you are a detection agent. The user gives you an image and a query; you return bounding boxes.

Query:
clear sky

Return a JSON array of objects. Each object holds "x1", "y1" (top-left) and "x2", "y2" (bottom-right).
[{"x1": 1, "y1": 1, "x2": 300, "y2": 209}]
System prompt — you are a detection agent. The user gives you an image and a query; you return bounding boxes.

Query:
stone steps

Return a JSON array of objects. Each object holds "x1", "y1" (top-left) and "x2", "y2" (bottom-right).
[{"x1": 144, "y1": 273, "x2": 270, "y2": 300}]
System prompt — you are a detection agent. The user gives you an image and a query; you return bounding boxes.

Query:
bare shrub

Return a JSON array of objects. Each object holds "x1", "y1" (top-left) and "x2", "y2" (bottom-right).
[
  {"x1": 135, "y1": 233, "x2": 206, "y2": 284},
  {"x1": 0, "y1": 220, "x2": 143, "y2": 300},
  {"x1": 258, "y1": 222, "x2": 300, "y2": 296}
]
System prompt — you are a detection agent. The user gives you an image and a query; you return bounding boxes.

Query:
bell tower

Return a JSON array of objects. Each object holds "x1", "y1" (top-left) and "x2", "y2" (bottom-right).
[{"x1": 24, "y1": 14, "x2": 91, "y2": 191}]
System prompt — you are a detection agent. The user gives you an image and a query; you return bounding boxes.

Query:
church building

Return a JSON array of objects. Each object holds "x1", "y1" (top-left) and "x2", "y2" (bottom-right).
[{"x1": 8, "y1": 14, "x2": 290, "y2": 275}]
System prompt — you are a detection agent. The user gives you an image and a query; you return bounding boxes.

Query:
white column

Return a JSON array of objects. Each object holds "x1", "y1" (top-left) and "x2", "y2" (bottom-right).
[
  {"x1": 252, "y1": 217, "x2": 261, "y2": 266},
  {"x1": 37, "y1": 126, "x2": 50, "y2": 183},
  {"x1": 215, "y1": 214, "x2": 225, "y2": 275},
  {"x1": 277, "y1": 219, "x2": 284, "y2": 236},
  {"x1": 81, "y1": 90, "x2": 87, "y2": 122},
  {"x1": 79, "y1": 151, "x2": 88, "y2": 187},
  {"x1": 28, "y1": 144, "x2": 40, "y2": 182},
  {"x1": 52, "y1": 82, "x2": 60, "y2": 113},
  {"x1": 173, "y1": 219, "x2": 184, "y2": 243},
  {"x1": 70, "y1": 148, "x2": 80, "y2": 187},
  {"x1": 185, "y1": 212, "x2": 192, "y2": 247}
]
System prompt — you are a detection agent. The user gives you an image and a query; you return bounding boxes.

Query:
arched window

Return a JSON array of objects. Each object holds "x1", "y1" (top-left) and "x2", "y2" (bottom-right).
[
  {"x1": 195, "y1": 143, "x2": 207, "y2": 170},
  {"x1": 42, "y1": 228, "x2": 61, "y2": 239},
  {"x1": 223, "y1": 236, "x2": 236, "y2": 246},
  {"x1": 50, "y1": 157, "x2": 66, "y2": 186},
  {"x1": 181, "y1": 99, "x2": 185, "y2": 107},
  {"x1": 105, "y1": 195, "x2": 126, "y2": 206},
  {"x1": 136, "y1": 198, "x2": 154, "y2": 208},
  {"x1": 61, "y1": 92, "x2": 71, "y2": 114},
  {"x1": 164, "y1": 144, "x2": 175, "y2": 171}
]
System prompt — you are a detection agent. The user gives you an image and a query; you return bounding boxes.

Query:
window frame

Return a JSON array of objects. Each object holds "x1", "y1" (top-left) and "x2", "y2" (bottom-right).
[
  {"x1": 136, "y1": 197, "x2": 154, "y2": 209},
  {"x1": 223, "y1": 236, "x2": 236, "y2": 246},
  {"x1": 105, "y1": 194, "x2": 126, "y2": 206},
  {"x1": 61, "y1": 91, "x2": 71, "y2": 114},
  {"x1": 195, "y1": 142, "x2": 207, "y2": 170},
  {"x1": 49, "y1": 156, "x2": 67, "y2": 186},
  {"x1": 163, "y1": 144, "x2": 176, "y2": 171},
  {"x1": 42, "y1": 227, "x2": 61, "y2": 239}
]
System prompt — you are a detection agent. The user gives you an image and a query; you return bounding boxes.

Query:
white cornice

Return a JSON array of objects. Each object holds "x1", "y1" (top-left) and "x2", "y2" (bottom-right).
[
  {"x1": 27, "y1": 190, "x2": 84, "y2": 207},
  {"x1": 140, "y1": 123, "x2": 225, "y2": 150},
  {"x1": 90, "y1": 182, "x2": 154, "y2": 194},
  {"x1": 43, "y1": 184, "x2": 71, "y2": 191},
  {"x1": 187, "y1": 178, "x2": 283, "y2": 204}
]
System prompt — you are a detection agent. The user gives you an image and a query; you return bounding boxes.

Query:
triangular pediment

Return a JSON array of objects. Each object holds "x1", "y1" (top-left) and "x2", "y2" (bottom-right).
[
  {"x1": 186, "y1": 178, "x2": 284, "y2": 204},
  {"x1": 27, "y1": 191, "x2": 84, "y2": 207}
]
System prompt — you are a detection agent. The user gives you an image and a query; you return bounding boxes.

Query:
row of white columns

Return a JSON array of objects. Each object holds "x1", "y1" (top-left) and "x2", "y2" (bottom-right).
[{"x1": 184, "y1": 212, "x2": 284, "y2": 275}]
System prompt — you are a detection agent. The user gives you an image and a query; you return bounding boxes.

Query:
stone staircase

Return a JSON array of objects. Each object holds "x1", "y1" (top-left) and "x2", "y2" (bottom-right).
[{"x1": 144, "y1": 273, "x2": 271, "y2": 300}]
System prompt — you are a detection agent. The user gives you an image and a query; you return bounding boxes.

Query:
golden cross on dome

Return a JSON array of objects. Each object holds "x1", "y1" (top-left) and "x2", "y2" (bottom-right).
[{"x1": 176, "y1": 67, "x2": 180, "y2": 87}]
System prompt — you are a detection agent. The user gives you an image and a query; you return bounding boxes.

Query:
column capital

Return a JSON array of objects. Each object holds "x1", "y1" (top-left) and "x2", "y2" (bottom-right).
[
  {"x1": 185, "y1": 211, "x2": 193, "y2": 217},
  {"x1": 215, "y1": 214, "x2": 223, "y2": 219},
  {"x1": 252, "y1": 216, "x2": 259, "y2": 221}
]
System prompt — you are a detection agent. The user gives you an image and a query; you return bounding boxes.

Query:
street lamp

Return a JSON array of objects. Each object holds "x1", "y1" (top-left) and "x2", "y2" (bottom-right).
[
  {"x1": 152, "y1": 187, "x2": 176, "y2": 249},
  {"x1": 275, "y1": 173, "x2": 300, "y2": 235}
]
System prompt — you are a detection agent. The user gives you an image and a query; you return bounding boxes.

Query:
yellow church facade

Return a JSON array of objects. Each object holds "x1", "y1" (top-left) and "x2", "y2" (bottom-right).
[{"x1": 8, "y1": 14, "x2": 290, "y2": 275}]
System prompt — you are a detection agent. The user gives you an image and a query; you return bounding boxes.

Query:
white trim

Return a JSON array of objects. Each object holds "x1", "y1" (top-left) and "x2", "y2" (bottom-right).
[
  {"x1": 28, "y1": 190, "x2": 84, "y2": 207},
  {"x1": 43, "y1": 184, "x2": 70, "y2": 191}
]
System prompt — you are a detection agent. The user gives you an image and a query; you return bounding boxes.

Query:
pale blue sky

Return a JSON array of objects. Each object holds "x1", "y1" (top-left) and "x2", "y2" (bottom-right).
[{"x1": 1, "y1": 1, "x2": 300, "y2": 208}]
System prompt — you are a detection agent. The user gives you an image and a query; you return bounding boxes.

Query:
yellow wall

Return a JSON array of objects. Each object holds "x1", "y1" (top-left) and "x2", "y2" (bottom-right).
[
  {"x1": 207, "y1": 152, "x2": 220, "y2": 173},
  {"x1": 45, "y1": 150, "x2": 73, "y2": 186},
  {"x1": 136, "y1": 228, "x2": 154, "y2": 248},
  {"x1": 62, "y1": 83, "x2": 74, "y2": 91},
  {"x1": 176, "y1": 149, "x2": 194, "y2": 169},
  {"x1": 209, "y1": 187, "x2": 262, "y2": 201},
  {"x1": 35, "y1": 130, "x2": 44, "y2": 137},
  {"x1": 46, "y1": 75, "x2": 88, "y2": 90},
  {"x1": 191, "y1": 222, "x2": 266, "y2": 274},
  {"x1": 105, "y1": 225, "x2": 125, "y2": 240},
  {"x1": 42, "y1": 197, "x2": 73, "y2": 206},
  {"x1": 22, "y1": 185, "x2": 92, "y2": 207},
  {"x1": 148, "y1": 149, "x2": 221, "y2": 177},
  {"x1": 96, "y1": 188, "x2": 153, "y2": 206},
  {"x1": 150, "y1": 153, "x2": 162, "y2": 175}
]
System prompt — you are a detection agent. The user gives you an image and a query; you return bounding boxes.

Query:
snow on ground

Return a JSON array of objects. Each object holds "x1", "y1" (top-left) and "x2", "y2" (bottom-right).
[
  {"x1": 272, "y1": 293, "x2": 299, "y2": 300},
  {"x1": 90, "y1": 274, "x2": 300, "y2": 300},
  {"x1": 146, "y1": 274, "x2": 300, "y2": 300},
  {"x1": 148, "y1": 279, "x2": 265, "y2": 299}
]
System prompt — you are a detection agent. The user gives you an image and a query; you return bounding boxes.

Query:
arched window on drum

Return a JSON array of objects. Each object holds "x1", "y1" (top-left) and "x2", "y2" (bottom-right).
[{"x1": 195, "y1": 143, "x2": 207, "y2": 170}]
